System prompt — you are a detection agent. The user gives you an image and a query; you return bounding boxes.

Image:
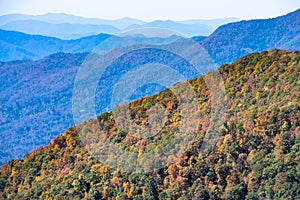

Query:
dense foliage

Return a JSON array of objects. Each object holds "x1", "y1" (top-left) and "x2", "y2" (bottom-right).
[{"x1": 0, "y1": 50, "x2": 299, "y2": 199}]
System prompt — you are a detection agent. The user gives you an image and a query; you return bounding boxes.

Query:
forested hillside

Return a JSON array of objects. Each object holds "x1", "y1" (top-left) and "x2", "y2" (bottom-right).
[{"x1": 0, "y1": 50, "x2": 299, "y2": 199}]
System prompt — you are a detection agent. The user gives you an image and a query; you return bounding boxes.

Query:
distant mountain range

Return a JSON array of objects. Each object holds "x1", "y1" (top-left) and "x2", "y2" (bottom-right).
[
  {"x1": 0, "y1": 29, "x2": 111, "y2": 61},
  {"x1": 124, "y1": 20, "x2": 213, "y2": 36},
  {"x1": 0, "y1": 9, "x2": 299, "y2": 63},
  {"x1": 1, "y1": 20, "x2": 119, "y2": 39},
  {"x1": 0, "y1": 30, "x2": 184, "y2": 61},
  {"x1": 0, "y1": 13, "x2": 146, "y2": 29},
  {"x1": 0, "y1": 13, "x2": 240, "y2": 38}
]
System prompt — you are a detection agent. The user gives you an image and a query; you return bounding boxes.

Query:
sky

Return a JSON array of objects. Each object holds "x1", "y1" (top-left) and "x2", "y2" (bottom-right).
[{"x1": 0, "y1": 0, "x2": 299, "y2": 21}]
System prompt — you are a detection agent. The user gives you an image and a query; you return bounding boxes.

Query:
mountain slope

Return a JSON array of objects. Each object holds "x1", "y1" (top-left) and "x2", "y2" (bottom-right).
[
  {"x1": 201, "y1": 8, "x2": 300, "y2": 64},
  {"x1": 0, "y1": 50, "x2": 299, "y2": 199}
]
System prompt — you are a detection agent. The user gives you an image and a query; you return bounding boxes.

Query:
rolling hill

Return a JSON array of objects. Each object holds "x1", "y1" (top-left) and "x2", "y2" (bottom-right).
[{"x1": 0, "y1": 50, "x2": 299, "y2": 199}]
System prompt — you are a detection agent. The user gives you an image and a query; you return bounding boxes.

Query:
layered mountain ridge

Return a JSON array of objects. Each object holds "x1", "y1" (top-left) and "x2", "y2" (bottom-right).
[
  {"x1": 1, "y1": 9, "x2": 299, "y2": 64},
  {"x1": 0, "y1": 13, "x2": 239, "y2": 39}
]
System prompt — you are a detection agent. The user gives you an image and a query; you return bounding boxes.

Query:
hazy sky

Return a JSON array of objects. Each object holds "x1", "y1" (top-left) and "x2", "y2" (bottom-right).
[{"x1": 0, "y1": 0, "x2": 299, "y2": 21}]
